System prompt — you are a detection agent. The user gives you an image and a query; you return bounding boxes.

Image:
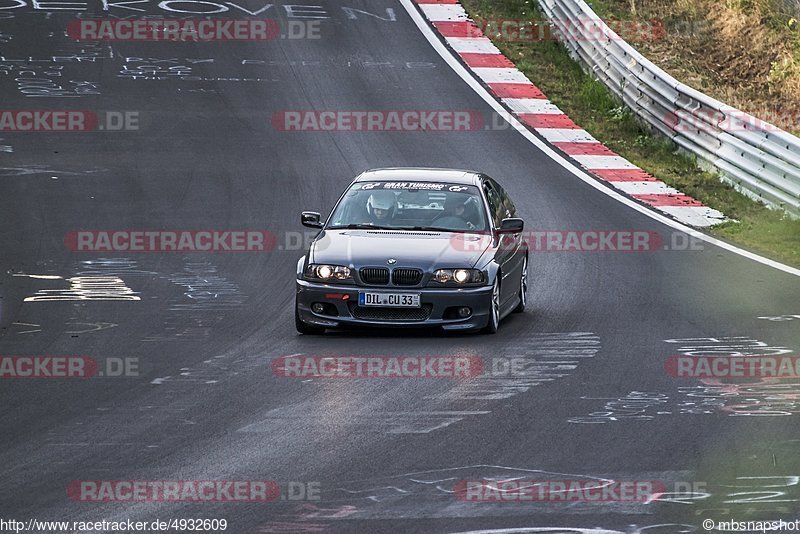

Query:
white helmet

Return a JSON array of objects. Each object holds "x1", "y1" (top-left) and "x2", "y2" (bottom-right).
[{"x1": 367, "y1": 190, "x2": 397, "y2": 219}]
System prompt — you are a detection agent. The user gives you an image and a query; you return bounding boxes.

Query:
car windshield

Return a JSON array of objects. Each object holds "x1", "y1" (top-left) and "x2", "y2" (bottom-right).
[{"x1": 327, "y1": 181, "x2": 489, "y2": 232}]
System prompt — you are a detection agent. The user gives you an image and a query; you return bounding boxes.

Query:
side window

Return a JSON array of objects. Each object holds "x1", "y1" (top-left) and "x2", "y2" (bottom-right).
[
  {"x1": 487, "y1": 178, "x2": 514, "y2": 220},
  {"x1": 484, "y1": 183, "x2": 504, "y2": 228},
  {"x1": 502, "y1": 190, "x2": 517, "y2": 218}
]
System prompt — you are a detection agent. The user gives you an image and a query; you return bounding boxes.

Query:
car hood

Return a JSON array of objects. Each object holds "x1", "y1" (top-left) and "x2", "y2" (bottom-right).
[{"x1": 309, "y1": 229, "x2": 490, "y2": 270}]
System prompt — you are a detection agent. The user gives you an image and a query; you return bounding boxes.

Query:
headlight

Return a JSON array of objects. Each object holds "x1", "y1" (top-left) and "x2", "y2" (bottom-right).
[
  {"x1": 453, "y1": 269, "x2": 471, "y2": 283},
  {"x1": 431, "y1": 268, "x2": 485, "y2": 285},
  {"x1": 305, "y1": 264, "x2": 352, "y2": 282},
  {"x1": 434, "y1": 270, "x2": 452, "y2": 283}
]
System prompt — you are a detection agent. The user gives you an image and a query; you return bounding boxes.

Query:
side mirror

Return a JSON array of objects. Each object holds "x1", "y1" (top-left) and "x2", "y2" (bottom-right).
[
  {"x1": 301, "y1": 211, "x2": 323, "y2": 229},
  {"x1": 498, "y1": 217, "x2": 524, "y2": 234}
]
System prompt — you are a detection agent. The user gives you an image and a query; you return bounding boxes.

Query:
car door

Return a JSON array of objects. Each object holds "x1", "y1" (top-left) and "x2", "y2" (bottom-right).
[
  {"x1": 482, "y1": 177, "x2": 521, "y2": 308},
  {"x1": 496, "y1": 181, "x2": 526, "y2": 308}
]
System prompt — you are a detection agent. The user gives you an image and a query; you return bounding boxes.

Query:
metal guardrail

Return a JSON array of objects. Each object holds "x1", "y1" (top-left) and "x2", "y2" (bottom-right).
[{"x1": 537, "y1": 0, "x2": 800, "y2": 217}]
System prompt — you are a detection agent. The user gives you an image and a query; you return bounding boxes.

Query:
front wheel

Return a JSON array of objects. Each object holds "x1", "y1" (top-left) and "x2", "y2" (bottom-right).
[
  {"x1": 482, "y1": 276, "x2": 501, "y2": 334},
  {"x1": 512, "y1": 255, "x2": 527, "y2": 314},
  {"x1": 295, "y1": 302, "x2": 325, "y2": 335}
]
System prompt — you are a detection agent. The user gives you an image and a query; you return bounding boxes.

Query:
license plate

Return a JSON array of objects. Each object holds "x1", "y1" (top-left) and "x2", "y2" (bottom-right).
[{"x1": 359, "y1": 292, "x2": 421, "y2": 308}]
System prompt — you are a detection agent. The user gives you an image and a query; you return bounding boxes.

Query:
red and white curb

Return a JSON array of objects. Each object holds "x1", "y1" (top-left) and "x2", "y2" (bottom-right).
[{"x1": 414, "y1": 0, "x2": 727, "y2": 228}]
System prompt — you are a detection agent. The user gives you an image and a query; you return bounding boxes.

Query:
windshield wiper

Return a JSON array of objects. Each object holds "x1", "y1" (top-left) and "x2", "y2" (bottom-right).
[
  {"x1": 396, "y1": 226, "x2": 480, "y2": 233},
  {"x1": 328, "y1": 223, "x2": 396, "y2": 230},
  {"x1": 395, "y1": 226, "x2": 445, "y2": 232}
]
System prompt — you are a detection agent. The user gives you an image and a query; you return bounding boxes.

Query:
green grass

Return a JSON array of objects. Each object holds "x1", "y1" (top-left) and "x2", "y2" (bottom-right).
[{"x1": 461, "y1": 0, "x2": 800, "y2": 268}]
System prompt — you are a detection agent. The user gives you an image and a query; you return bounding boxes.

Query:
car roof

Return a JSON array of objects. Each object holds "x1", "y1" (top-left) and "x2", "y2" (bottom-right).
[{"x1": 355, "y1": 167, "x2": 482, "y2": 186}]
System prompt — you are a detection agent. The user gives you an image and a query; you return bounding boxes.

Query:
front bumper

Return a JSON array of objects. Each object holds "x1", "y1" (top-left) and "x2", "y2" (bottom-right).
[{"x1": 296, "y1": 279, "x2": 493, "y2": 331}]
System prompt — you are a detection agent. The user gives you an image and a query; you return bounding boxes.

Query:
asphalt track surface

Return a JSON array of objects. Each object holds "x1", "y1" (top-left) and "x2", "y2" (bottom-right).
[{"x1": 0, "y1": 1, "x2": 799, "y2": 532}]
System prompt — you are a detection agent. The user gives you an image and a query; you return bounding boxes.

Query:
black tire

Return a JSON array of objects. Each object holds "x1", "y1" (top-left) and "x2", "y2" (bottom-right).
[
  {"x1": 512, "y1": 255, "x2": 528, "y2": 314},
  {"x1": 482, "y1": 276, "x2": 501, "y2": 334},
  {"x1": 295, "y1": 303, "x2": 325, "y2": 335}
]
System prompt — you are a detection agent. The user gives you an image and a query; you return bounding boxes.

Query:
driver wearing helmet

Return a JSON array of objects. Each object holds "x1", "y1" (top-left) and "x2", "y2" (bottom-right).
[{"x1": 366, "y1": 190, "x2": 397, "y2": 225}]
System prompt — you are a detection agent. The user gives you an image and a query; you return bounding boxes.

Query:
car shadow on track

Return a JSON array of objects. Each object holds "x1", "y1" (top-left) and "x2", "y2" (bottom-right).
[{"x1": 300, "y1": 311, "x2": 536, "y2": 339}]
